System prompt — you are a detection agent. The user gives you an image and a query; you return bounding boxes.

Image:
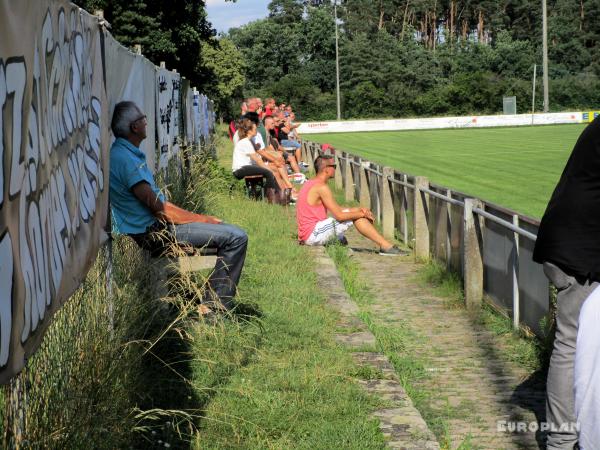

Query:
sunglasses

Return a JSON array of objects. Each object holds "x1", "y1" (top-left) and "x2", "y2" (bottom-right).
[
  {"x1": 327, "y1": 164, "x2": 337, "y2": 169},
  {"x1": 131, "y1": 114, "x2": 147, "y2": 125}
]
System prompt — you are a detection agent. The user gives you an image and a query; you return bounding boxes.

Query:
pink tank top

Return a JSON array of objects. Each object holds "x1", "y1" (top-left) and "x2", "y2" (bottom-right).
[{"x1": 297, "y1": 179, "x2": 328, "y2": 242}]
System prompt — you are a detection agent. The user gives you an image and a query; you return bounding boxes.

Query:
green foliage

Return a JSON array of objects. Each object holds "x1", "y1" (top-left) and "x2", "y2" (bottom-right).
[
  {"x1": 200, "y1": 38, "x2": 246, "y2": 119},
  {"x1": 73, "y1": 0, "x2": 215, "y2": 91},
  {"x1": 226, "y1": 0, "x2": 600, "y2": 121}
]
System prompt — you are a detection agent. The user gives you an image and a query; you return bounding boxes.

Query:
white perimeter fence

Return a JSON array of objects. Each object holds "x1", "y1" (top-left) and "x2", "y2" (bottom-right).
[
  {"x1": 302, "y1": 141, "x2": 550, "y2": 338},
  {"x1": 298, "y1": 111, "x2": 599, "y2": 134}
]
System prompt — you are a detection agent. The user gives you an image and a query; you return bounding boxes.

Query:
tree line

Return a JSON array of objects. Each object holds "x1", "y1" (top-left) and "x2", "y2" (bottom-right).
[
  {"x1": 73, "y1": 0, "x2": 600, "y2": 121},
  {"x1": 229, "y1": 0, "x2": 600, "y2": 120}
]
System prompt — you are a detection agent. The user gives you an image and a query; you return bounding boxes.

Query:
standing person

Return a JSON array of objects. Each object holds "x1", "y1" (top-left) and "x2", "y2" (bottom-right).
[
  {"x1": 296, "y1": 155, "x2": 407, "y2": 255},
  {"x1": 533, "y1": 119, "x2": 600, "y2": 449},
  {"x1": 109, "y1": 101, "x2": 248, "y2": 312}
]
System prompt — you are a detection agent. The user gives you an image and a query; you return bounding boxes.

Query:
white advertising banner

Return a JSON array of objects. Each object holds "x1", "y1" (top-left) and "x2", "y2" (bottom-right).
[
  {"x1": 104, "y1": 33, "x2": 157, "y2": 171},
  {"x1": 155, "y1": 68, "x2": 181, "y2": 170},
  {"x1": 0, "y1": 0, "x2": 109, "y2": 383},
  {"x1": 298, "y1": 112, "x2": 586, "y2": 134}
]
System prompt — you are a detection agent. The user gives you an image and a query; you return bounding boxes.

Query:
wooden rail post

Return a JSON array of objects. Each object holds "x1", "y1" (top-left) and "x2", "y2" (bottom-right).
[
  {"x1": 463, "y1": 198, "x2": 484, "y2": 308},
  {"x1": 304, "y1": 142, "x2": 315, "y2": 173},
  {"x1": 359, "y1": 160, "x2": 371, "y2": 208},
  {"x1": 381, "y1": 167, "x2": 395, "y2": 240},
  {"x1": 344, "y1": 157, "x2": 354, "y2": 202},
  {"x1": 414, "y1": 176, "x2": 430, "y2": 260},
  {"x1": 334, "y1": 153, "x2": 343, "y2": 189}
]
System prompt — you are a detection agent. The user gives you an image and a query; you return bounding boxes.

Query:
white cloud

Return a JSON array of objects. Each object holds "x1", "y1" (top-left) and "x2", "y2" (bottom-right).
[{"x1": 206, "y1": 0, "x2": 270, "y2": 33}]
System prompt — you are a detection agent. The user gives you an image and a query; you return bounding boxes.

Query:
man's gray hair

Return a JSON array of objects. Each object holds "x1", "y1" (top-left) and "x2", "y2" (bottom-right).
[{"x1": 111, "y1": 101, "x2": 142, "y2": 138}]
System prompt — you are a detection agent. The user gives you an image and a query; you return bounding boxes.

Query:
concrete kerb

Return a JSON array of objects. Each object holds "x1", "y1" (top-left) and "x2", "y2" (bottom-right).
[{"x1": 309, "y1": 246, "x2": 440, "y2": 449}]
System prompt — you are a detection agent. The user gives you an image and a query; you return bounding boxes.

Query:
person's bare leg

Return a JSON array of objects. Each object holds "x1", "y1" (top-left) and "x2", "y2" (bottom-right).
[
  {"x1": 295, "y1": 147, "x2": 302, "y2": 164},
  {"x1": 269, "y1": 166, "x2": 287, "y2": 190},
  {"x1": 287, "y1": 155, "x2": 301, "y2": 173},
  {"x1": 353, "y1": 217, "x2": 392, "y2": 249},
  {"x1": 276, "y1": 166, "x2": 294, "y2": 189}
]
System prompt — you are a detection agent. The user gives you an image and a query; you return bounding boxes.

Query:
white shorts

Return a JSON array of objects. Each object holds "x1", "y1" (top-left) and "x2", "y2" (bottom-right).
[{"x1": 305, "y1": 217, "x2": 353, "y2": 246}]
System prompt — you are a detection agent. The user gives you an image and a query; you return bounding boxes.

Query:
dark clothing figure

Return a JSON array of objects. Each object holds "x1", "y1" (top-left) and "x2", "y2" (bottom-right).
[{"x1": 533, "y1": 118, "x2": 600, "y2": 449}]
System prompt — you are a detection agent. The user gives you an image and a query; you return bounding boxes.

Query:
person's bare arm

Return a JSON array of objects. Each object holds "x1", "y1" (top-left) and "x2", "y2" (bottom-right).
[
  {"x1": 257, "y1": 149, "x2": 284, "y2": 167},
  {"x1": 131, "y1": 181, "x2": 222, "y2": 224},
  {"x1": 249, "y1": 152, "x2": 270, "y2": 168},
  {"x1": 317, "y1": 184, "x2": 373, "y2": 222}
]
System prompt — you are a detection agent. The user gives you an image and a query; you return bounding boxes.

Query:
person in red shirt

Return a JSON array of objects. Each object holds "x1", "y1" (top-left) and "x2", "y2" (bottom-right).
[{"x1": 296, "y1": 156, "x2": 407, "y2": 255}]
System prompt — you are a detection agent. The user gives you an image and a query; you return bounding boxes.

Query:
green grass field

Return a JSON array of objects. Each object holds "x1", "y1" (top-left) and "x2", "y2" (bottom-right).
[{"x1": 308, "y1": 124, "x2": 588, "y2": 218}]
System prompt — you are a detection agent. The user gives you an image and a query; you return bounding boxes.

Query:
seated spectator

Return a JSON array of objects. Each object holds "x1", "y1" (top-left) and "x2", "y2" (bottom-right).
[
  {"x1": 264, "y1": 115, "x2": 303, "y2": 175},
  {"x1": 296, "y1": 156, "x2": 408, "y2": 255},
  {"x1": 232, "y1": 118, "x2": 290, "y2": 204},
  {"x1": 276, "y1": 112, "x2": 301, "y2": 150},
  {"x1": 264, "y1": 98, "x2": 276, "y2": 116},
  {"x1": 235, "y1": 113, "x2": 298, "y2": 198},
  {"x1": 109, "y1": 101, "x2": 248, "y2": 312},
  {"x1": 228, "y1": 100, "x2": 247, "y2": 141}
]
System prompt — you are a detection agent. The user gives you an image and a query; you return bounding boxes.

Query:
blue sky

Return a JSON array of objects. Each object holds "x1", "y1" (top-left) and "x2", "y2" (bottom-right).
[{"x1": 206, "y1": 0, "x2": 271, "y2": 34}]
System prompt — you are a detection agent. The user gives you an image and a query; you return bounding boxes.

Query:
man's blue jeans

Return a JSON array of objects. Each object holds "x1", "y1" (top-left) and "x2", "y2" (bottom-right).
[
  {"x1": 280, "y1": 139, "x2": 301, "y2": 149},
  {"x1": 171, "y1": 222, "x2": 248, "y2": 309}
]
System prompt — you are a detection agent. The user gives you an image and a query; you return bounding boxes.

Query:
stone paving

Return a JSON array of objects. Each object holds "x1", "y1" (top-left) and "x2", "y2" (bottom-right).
[
  {"x1": 309, "y1": 246, "x2": 440, "y2": 450},
  {"x1": 337, "y1": 228, "x2": 546, "y2": 450}
]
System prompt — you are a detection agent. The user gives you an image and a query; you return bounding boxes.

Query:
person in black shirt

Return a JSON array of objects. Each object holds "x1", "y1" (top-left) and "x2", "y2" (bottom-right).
[{"x1": 533, "y1": 118, "x2": 600, "y2": 449}]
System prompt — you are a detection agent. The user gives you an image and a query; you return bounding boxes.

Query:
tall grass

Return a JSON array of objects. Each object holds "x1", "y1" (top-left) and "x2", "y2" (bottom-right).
[{"x1": 1, "y1": 148, "x2": 217, "y2": 449}]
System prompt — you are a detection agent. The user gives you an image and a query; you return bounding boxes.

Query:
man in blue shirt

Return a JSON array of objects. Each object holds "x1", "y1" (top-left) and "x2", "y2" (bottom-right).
[{"x1": 109, "y1": 101, "x2": 248, "y2": 312}]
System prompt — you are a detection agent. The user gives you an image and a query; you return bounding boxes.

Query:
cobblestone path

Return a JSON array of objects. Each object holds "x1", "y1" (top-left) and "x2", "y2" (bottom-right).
[
  {"x1": 340, "y1": 228, "x2": 546, "y2": 450},
  {"x1": 310, "y1": 246, "x2": 440, "y2": 449}
]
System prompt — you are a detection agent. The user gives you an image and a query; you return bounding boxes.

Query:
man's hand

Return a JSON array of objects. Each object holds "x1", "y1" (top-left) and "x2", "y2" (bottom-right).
[
  {"x1": 198, "y1": 215, "x2": 223, "y2": 225},
  {"x1": 360, "y1": 208, "x2": 375, "y2": 223},
  {"x1": 162, "y1": 202, "x2": 222, "y2": 225}
]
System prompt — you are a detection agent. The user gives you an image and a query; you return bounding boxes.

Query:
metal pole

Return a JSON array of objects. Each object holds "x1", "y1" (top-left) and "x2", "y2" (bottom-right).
[
  {"x1": 542, "y1": 0, "x2": 549, "y2": 112},
  {"x1": 531, "y1": 64, "x2": 537, "y2": 124},
  {"x1": 512, "y1": 215, "x2": 520, "y2": 331},
  {"x1": 334, "y1": 1, "x2": 342, "y2": 121}
]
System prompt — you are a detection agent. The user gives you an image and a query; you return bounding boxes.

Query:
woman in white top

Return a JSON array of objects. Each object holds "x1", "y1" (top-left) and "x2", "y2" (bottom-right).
[{"x1": 232, "y1": 118, "x2": 281, "y2": 195}]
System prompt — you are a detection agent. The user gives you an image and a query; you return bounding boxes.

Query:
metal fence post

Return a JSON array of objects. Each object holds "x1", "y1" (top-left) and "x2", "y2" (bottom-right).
[
  {"x1": 464, "y1": 198, "x2": 484, "y2": 308},
  {"x1": 446, "y1": 189, "x2": 452, "y2": 268},
  {"x1": 414, "y1": 176, "x2": 430, "y2": 260},
  {"x1": 381, "y1": 167, "x2": 395, "y2": 240},
  {"x1": 344, "y1": 157, "x2": 354, "y2": 202},
  {"x1": 402, "y1": 174, "x2": 409, "y2": 244},
  {"x1": 359, "y1": 161, "x2": 371, "y2": 208},
  {"x1": 512, "y1": 214, "x2": 520, "y2": 330}
]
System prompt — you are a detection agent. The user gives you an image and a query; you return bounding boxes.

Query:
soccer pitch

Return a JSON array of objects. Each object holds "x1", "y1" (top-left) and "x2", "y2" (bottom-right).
[{"x1": 308, "y1": 124, "x2": 588, "y2": 219}]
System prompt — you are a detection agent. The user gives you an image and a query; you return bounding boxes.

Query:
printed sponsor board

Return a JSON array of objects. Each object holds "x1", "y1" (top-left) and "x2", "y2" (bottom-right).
[
  {"x1": 155, "y1": 67, "x2": 181, "y2": 170},
  {"x1": 0, "y1": 0, "x2": 109, "y2": 383},
  {"x1": 298, "y1": 112, "x2": 586, "y2": 134},
  {"x1": 104, "y1": 33, "x2": 157, "y2": 171}
]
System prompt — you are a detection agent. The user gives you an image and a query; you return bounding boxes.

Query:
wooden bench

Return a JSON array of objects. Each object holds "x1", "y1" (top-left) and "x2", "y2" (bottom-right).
[
  {"x1": 244, "y1": 175, "x2": 265, "y2": 200},
  {"x1": 148, "y1": 245, "x2": 218, "y2": 299}
]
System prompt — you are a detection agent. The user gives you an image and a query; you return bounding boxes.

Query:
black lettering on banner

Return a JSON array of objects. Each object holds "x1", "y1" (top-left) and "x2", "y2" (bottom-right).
[
  {"x1": 0, "y1": 232, "x2": 13, "y2": 367},
  {"x1": 0, "y1": 61, "x2": 5, "y2": 209},
  {"x1": 6, "y1": 59, "x2": 26, "y2": 200},
  {"x1": 14, "y1": 7, "x2": 105, "y2": 346}
]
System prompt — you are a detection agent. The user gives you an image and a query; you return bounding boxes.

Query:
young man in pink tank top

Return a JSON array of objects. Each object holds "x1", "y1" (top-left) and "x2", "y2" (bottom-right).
[{"x1": 296, "y1": 156, "x2": 407, "y2": 255}]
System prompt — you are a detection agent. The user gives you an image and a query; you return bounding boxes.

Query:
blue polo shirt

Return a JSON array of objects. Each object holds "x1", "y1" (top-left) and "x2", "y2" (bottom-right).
[{"x1": 109, "y1": 138, "x2": 164, "y2": 234}]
